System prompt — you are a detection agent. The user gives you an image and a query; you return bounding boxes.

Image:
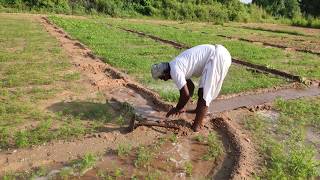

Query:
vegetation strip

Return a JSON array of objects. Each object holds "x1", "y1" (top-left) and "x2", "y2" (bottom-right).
[
  {"x1": 218, "y1": 34, "x2": 320, "y2": 56},
  {"x1": 117, "y1": 26, "x2": 304, "y2": 83}
]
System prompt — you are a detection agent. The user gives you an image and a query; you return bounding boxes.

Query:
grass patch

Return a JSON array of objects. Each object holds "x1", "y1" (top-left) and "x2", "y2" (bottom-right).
[
  {"x1": 134, "y1": 146, "x2": 152, "y2": 168},
  {"x1": 0, "y1": 14, "x2": 112, "y2": 149},
  {"x1": 243, "y1": 97, "x2": 320, "y2": 178},
  {"x1": 202, "y1": 132, "x2": 223, "y2": 161},
  {"x1": 72, "y1": 153, "x2": 97, "y2": 175},
  {"x1": 184, "y1": 161, "x2": 193, "y2": 177},
  {"x1": 116, "y1": 143, "x2": 132, "y2": 157}
]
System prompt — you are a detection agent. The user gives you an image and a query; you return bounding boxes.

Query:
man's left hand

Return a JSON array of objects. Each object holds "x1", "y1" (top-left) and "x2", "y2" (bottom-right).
[{"x1": 166, "y1": 107, "x2": 185, "y2": 117}]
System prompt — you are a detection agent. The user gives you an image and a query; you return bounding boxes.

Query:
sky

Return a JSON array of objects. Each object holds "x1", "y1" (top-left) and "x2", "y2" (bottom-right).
[{"x1": 240, "y1": 0, "x2": 252, "y2": 4}]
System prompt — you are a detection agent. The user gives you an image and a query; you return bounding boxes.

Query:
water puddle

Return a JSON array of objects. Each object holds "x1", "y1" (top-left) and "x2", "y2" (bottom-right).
[{"x1": 36, "y1": 137, "x2": 217, "y2": 179}]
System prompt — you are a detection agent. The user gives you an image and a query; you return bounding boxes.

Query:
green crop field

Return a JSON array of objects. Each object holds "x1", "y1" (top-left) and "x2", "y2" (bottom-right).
[
  {"x1": 49, "y1": 16, "x2": 287, "y2": 102},
  {"x1": 101, "y1": 18, "x2": 320, "y2": 79},
  {"x1": 0, "y1": 14, "x2": 126, "y2": 150}
]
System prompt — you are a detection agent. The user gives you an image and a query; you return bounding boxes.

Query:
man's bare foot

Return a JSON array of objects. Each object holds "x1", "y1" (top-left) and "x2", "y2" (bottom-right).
[{"x1": 191, "y1": 123, "x2": 203, "y2": 132}]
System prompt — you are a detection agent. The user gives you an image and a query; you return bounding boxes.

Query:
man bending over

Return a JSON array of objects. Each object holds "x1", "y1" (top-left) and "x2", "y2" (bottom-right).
[{"x1": 151, "y1": 44, "x2": 231, "y2": 132}]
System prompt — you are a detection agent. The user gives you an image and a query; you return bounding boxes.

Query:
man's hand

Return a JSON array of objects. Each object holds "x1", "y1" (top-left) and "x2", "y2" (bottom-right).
[{"x1": 166, "y1": 107, "x2": 185, "y2": 117}]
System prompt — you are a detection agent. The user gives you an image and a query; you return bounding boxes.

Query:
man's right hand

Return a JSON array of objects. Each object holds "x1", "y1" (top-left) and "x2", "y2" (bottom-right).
[{"x1": 166, "y1": 107, "x2": 185, "y2": 117}]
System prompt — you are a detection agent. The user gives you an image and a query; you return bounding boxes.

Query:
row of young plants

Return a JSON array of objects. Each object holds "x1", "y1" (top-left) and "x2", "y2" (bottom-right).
[
  {"x1": 48, "y1": 16, "x2": 287, "y2": 102},
  {"x1": 101, "y1": 17, "x2": 320, "y2": 80}
]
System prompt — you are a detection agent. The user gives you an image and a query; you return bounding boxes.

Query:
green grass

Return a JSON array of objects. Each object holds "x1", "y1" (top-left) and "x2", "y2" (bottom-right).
[
  {"x1": 134, "y1": 146, "x2": 153, "y2": 168},
  {"x1": 202, "y1": 132, "x2": 223, "y2": 161},
  {"x1": 72, "y1": 153, "x2": 98, "y2": 175},
  {"x1": 0, "y1": 14, "x2": 118, "y2": 149},
  {"x1": 48, "y1": 16, "x2": 287, "y2": 102},
  {"x1": 102, "y1": 18, "x2": 320, "y2": 80},
  {"x1": 243, "y1": 97, "x2": 320, "y2": 179},
  {"x1": 184, "y1": 161, "x2": 193, "y2": 177},
  {"x1": 116, "y1": 143, "x2": 132, "y2": 157}
]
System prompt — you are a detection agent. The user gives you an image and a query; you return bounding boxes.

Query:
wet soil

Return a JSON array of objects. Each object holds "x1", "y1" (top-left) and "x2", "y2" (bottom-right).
[{"x1": 79, "y1": 137, "x2": 218, "y2": 179}]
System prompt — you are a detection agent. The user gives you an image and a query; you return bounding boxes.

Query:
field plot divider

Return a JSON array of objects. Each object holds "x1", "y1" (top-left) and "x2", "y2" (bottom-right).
[
  {"x1": 114, "y1": 26, "x2": 303, "y2": 83},
  {"x1": 217, "y1": 34, "x2": 320, "y2": 56}
]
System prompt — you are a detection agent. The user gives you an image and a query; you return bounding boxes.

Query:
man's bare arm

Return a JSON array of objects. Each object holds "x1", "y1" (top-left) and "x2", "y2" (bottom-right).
[
  {"x1": 186, "y1": 79, "x2": 194, "y2": 98},
  {"x1": 166, "y1": 84, "x2": 190, "y2": 117},
  {"x1": 176, "y1": 84, "x2": 190, "y2": 110}
]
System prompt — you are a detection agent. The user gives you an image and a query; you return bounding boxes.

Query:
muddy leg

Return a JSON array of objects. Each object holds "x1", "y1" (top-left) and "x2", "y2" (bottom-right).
[{"x1": 192, "y1": 88, "x2": 208, "y2": 132}]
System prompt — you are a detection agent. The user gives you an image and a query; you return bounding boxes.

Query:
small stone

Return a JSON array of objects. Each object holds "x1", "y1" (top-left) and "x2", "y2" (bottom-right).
[
  {"x1": 12, "y1": 150, "x2": 17, "y2": 153},
  {"x1": 244, "y1": 137, "x2": 251, "y2": 143}
]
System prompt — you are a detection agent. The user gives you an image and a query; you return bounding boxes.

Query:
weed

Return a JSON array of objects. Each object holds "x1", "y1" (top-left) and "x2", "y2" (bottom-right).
[
  {"x1": 203, "y1": 132, "x2": 223, "y2": 161},
  {"x1": 34, "y1": 166, "x2": 48, "y2": 177},
  {"x1": 168, "y1": 133, "x2": 177, "y2": 143},
  {"x1": 2, "y1": 173, "x2": 15, "y2": 180},
  {"x1": 116, "y1": 115, "x2": 126, "y2": 126},
  {"x1": 0, "y1": 127, "x2": 10, "y2": 148},
  {"x1": 153, "y1": 137, "x2": 166, "y2": 150},
  {"x1": 194, "y1": 134, "x2": 205, "y2": 143},
  {"x1": 184, "y1": 161, "x2": 193, "y2": 177},
  {"x1": 59, "y1": 167, "x2": 74, "y2": 180},
  {"x1": 116, "y1": 143, "x2": 132, "y2": 157},
  {"x1": 145, "y1": 170, "x2": 162, "y2": 180},
  {"x1": 97, "y1": 169, "x2": 114, "y2": 180},
  {"x1": 72, "y1": 153, "x2": 97, "y2": 174},
  {"x1": 114, "y1": 168, "x2": 123, "y2": 178},
  {"x1": 134, "y1": 146, "x2": 152, "y2": 168}
]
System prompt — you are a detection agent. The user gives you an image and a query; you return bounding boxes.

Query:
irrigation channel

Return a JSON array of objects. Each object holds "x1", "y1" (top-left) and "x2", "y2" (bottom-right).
[
  {"x1": 1, "y1": 15, "x2": 318, "y2": 179},
  {"x1": 217, "y1": 34, "x2": 320, "y2": 56}
]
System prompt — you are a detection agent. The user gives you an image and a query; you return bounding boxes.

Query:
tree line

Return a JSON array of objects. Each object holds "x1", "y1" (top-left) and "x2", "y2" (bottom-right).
[{"x1": 0, "y1": 0, "x2": 319, "y2": 27}]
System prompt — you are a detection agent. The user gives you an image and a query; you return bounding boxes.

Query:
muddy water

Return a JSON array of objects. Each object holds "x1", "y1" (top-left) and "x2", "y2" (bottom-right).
[
  {"x1": 77, "y1": 137, "x2": 216, "y2": 179},
  {"x1": 209, "y1": 86, "x2": 320, "y2": 113},
  {"x1": 108, "y1": 86, "x2": 197, "y2": 124}
]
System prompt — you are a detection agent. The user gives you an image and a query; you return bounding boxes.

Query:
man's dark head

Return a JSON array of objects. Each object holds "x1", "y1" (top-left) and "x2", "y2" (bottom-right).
[{"x1": 151, "y1": 62, "x2": 171, "y2": 81}]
